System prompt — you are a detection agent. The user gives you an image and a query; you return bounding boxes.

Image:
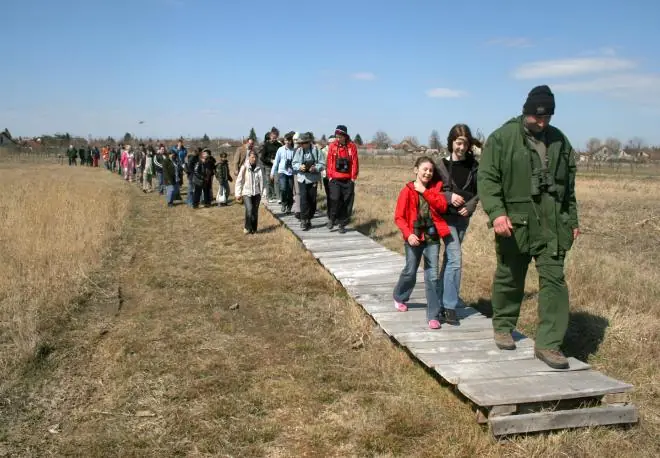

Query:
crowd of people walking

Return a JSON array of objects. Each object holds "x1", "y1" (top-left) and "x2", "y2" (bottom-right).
[{"x1": 68, "y1": 84, "x2": 580, "y2": 370}]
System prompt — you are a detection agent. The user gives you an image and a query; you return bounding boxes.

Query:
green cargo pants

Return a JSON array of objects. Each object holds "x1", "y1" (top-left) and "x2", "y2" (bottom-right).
[{"x1": 491, "y1": 248, "x2": 569, "y2": 350}]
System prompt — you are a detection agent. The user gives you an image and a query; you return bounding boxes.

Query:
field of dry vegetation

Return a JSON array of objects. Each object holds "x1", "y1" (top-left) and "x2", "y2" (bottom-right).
[{"x1": 0, "y1": 157, "x2": 658, "y2": 457}]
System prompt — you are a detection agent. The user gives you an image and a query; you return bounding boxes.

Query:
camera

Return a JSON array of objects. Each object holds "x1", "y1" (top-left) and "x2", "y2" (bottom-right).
[
  {"x1": 284, "y1": 158, "x2": 293, "y2": 170},
  {"x1": 335, "y1": 157, "x2": 350, "y2": 173},
  {"x1": 303, "y1": 160, "x2": 316, "y2": 171}
]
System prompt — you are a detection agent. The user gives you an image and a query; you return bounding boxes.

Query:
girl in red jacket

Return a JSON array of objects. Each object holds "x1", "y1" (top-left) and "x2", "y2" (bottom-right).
[{"x1": 393, "y1": 156, "x2": 450, "y2": 329}]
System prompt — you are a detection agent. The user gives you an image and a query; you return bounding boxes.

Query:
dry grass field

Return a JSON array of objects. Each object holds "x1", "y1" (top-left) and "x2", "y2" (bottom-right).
[
  {"x1": 0, "y1": 158, "x2": 658, "y2": 457},
  {"x1": 0, "y1": 163, "x2": 130, "y2": 370}
]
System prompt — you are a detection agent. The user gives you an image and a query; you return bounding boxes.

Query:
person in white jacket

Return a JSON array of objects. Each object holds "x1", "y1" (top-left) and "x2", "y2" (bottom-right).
[{"x1": 235, "y1": 151, "x2": 264, "y2": 234}]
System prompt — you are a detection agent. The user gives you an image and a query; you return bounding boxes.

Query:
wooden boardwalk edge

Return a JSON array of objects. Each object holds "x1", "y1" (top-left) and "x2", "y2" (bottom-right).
[{"x1": 263, "y1": 202, "x2": 639, "y2": 435}]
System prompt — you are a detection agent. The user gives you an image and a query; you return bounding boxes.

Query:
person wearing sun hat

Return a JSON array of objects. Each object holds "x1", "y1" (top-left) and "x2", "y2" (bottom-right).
[
  {"x1": 292, "y1": 132, "x2": 325, "y2": 230},
  {"x1": 326, "y1": 125, "x2": 359, "y2": 234},
  {"x1": 478, "y1": 84, "x2": 580, "y2": 370},
  {"x1": 291, "y1": 132, "x2": 302, "y2": 218}
]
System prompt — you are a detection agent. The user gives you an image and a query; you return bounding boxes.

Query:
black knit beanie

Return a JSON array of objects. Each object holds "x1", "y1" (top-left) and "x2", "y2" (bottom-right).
[{"x1": 523, "y1": 85, "x2": 555, "y2": 116}]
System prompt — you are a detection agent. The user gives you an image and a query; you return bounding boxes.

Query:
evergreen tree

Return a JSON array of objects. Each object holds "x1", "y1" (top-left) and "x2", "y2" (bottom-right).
[
  {"x1": 354, "y1": 133, "x2": 363, "y2": 146},
  {"x1": 429, "y1": 130, "x2": 442, "y2": 150},
  {"x1": 248, "y1": 128, "x2": 258, "y2": 142},
  {"x1": 202, "y1": 133, "x2": 210, "y2": 142},
  {"x1": 123, "y1": 132, "x2": 133, "y2": 143}
]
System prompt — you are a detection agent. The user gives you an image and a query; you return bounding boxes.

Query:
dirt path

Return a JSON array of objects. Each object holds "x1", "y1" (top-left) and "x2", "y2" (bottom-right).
[{"x1": 1, "y1": 185, "x2": 489, "y2": 457}]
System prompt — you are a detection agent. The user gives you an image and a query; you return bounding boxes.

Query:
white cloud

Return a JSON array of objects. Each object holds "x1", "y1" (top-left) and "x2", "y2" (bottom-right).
[
  {"x1": 513, "y1": 57, "x2": 636, "y2": 79},
  {"x1": 553, "y1": 73, "x2": 660, "y2": 98},
  {"x1": 426, "y1": 88, "x2": 467, "y2": 98},
  {"x1": 351, "y1": 72, "x2": 376, "y2": 81},
  {"x1": 487, "y1": 37, "x2": 533, "y2": 48}
]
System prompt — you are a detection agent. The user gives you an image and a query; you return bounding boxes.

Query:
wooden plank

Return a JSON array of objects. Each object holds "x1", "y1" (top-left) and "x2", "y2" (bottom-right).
[
  {"x1": 319, "y1": 251, "x2": 400, "y2": 261},
  {"x1": 395, "y1": 330, "x2": 526, "y2": 344},
  {"x1": 303, "y1": 238, "x2": 381, "y2": 248},
  {"x1": 339, "y1": 275, "x2": 423, "y2": 287},
  {"x1": 416, "y1": 347, "x2": 535, "y2": 367},
  {"x1": 372, "y1": 308, "x2": 487, "y2": 323},
  {"x1": 315, "y1": 247, "x2": 395, "y2": 259},
  {"x1": 333, "y1": 267, "x2": 405, "y2": 279},
  {"x1": 407, "y1": 337, "x2": 533, "y2": 353},
  {"x1": 321, "y1": 257, "x2": 405, "y2": 269},
  {"x1": 375, "y1": 314, "x2": 493, "y2": 332},
  {"x1": 458, "y1": 371, "x2": 634, "y2": 406},
  {"x1": 435, "y1": 357, "x2": 590, "y2": 384},
  {"x1": 379, "y1": 320, "x2": 493, "y2": 335},
  {"x1": 489, "y1": 405, "x2": 639, "y2": 436}
]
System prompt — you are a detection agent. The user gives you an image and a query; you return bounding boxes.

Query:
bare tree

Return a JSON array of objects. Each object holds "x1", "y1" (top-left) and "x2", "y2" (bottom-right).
[
  {"x1": 372, "y1": 131, "x2": 392, "y2": 149},
  {"x1": 401, "y1": 136, "x2": 419, "y2": 147},
  {"x1": 626, "y1": 136, "x2": 645, "y2": 151},
  {"x1": 586, "y1": 137, "x2": 602, "y2": 153},
  {"x1": 428, "y1": 130, "x2": 442, "y2": 150},
  {"x1": 604, "y1": 137, "x2": 622, "y2": 153},
  {"x1": 475, "y1": 128, "x2": 486, "y2": 145}
]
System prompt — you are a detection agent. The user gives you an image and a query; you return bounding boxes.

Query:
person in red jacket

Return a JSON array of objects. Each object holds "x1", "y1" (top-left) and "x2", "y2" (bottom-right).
[
  {"x1": 326, "y1": 124, "x2": 359, "y2": 234},
  {"x1": 393, "y1": 156, "x2": 450, "y2": 329}
]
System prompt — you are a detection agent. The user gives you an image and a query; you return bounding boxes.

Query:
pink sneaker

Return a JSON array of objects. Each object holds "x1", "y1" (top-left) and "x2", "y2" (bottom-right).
[
  {"x1": 428, "y1": 320, "x2": 441, "y2": 329},
  {"x1": 394, "y1": 300, "x2": 408, "y2": 312}
]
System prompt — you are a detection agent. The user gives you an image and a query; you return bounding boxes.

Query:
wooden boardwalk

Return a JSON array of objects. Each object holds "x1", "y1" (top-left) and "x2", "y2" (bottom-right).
[{"x1": 264, "y1": 202, "x2": 638, "y2": 436}]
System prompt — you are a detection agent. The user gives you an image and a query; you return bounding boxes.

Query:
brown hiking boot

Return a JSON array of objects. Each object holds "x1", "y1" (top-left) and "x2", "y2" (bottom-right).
[
  {"x1": 494, "y1": 332, "x2": 516, "y2": 350},
  {"x1": 535, "y1": 348, "x2": 569, "y2": 369}
]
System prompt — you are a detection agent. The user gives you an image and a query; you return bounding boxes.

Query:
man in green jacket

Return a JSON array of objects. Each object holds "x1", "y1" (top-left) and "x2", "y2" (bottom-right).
[{"x1": 478, "y1": 85, "x2": 579, "y2": 369}]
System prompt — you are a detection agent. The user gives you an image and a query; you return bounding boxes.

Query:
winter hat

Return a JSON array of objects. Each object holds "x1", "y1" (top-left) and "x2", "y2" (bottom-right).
[
  {"x1": 335, "y1": 125, "x2": 348, "y2": 136},
  {"x1": 523, "y1": 85, "x2": 555, "y2": 116}
]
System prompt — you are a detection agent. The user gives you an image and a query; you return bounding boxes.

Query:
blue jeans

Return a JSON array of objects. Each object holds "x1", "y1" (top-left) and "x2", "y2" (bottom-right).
[
  {"x1": 393, "y1": 242, "x2": 442, "y2": 321},
  {"x1": 437, "y1": 219, "x2": 469, "y2": 310},
  {"x1": 165, "y1": 184, "x2": 179, "y2": 206},
  {"x1": 156, "y1": 171, "x2": 164, "y2": 194},
  {"x1": 186, "y1": 176, "x2": 193, "y2": 206},
  {"x1": 278, "y1": 173, "x2": 294, "y2": 209}
]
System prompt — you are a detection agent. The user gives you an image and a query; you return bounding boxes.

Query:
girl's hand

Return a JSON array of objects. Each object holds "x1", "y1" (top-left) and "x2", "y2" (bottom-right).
[
  {"x1": 413, "y1": 181, "x2": 426, "y2": 194},
  {"x1": 458, "y1": 207, "x2": 469, "y2": 217},
  {"x1": 451, "y1": 193, "x2": 465, "y2": 207},
  {"x1": 407, "y1": 234, "x2": 421, "y2": 246}
]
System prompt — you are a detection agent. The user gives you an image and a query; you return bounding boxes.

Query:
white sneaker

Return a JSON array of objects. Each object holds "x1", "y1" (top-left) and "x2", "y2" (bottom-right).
[{"x1": 243, "y1": 228, "x2": 249, "y2": 234}]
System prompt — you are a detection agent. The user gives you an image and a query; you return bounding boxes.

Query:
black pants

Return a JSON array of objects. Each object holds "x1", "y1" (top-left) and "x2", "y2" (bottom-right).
[
  {"x1": 192, "y1": 184, "x2": 203, "y2": 207},
  {"x1": 202, "y1": 182, "x2": 213, "y2": 205},
  {"x1": 298, "y1": 181, "x2": 318, "y2": 222},
  {"x1": 322, "y1": 176, "x2": 330, "y2": 210},
  {"x1": 328, "y1": 179, "x2": 354, "y2": 226},
  {"x1": 244, "y1": 194, "x2": 261, "y2": 232}
]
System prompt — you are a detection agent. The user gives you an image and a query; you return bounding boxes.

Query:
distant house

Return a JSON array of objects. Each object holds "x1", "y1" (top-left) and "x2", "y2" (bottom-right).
[{"x1": 592, "y1": 146, "x2": 612, "y2": 161}]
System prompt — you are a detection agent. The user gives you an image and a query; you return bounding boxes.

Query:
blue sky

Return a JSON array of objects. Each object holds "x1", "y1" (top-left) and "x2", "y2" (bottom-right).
[{"x1": 2, "y1": 0, "x2": 660, "y2": 148}]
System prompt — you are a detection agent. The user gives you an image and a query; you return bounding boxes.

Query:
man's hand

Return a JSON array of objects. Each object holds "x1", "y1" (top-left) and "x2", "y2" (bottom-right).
[
  {"x1": 300, "y1": 164, "x2": 306, "y2": 172},
  {"x1": 413, "y1": 181, "x2": 426, "y2": 194},
  {"x1": 573, "y1": 227, "x2": 580, "y2": 240},
  {"x1": 450, "y1": 193, "x2": 465, "y2": 207},
  {"x1": 236, "y1": 196, "x2": 243, "y2": 204},
  {"x1": 270, "y1": 176, "x2": 274, "y2": 183},
  {"x1": 493, "y1": 215, "x2": 513, "y2": 237},
  {"x1": 458, "y1": 207, "x2": 469, "y2": 217},
  {"x1": 407, "y1": 234, "x2": 421, "y2": 246},
  {"x1": 309, "y1": 165, "x2": 316, "y2": 173}
]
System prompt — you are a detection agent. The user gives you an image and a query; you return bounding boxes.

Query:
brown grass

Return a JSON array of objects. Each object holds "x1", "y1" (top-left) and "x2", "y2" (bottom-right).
[
  {"x1": 0, "y1": 160, "x2": 657, "y2": 457},
  {"x1": 0, "y1": 163, "x2": 130, "y2": 370}
]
